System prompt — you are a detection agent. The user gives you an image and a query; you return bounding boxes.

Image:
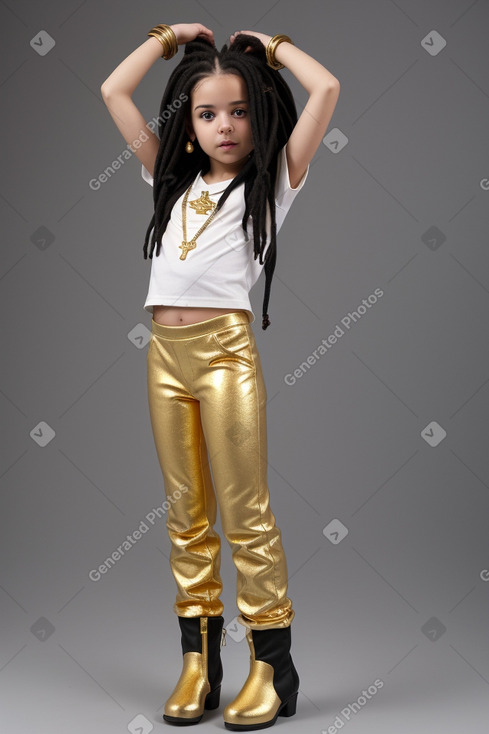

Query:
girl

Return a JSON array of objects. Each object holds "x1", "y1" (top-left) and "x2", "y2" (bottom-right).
[{"x1": 101, "y1": 22, "x2": 339, "y2": 729}]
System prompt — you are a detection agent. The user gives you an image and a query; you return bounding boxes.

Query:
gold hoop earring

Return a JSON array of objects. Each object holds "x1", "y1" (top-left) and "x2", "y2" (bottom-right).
[{"x1": 185, "y1": 140, "x2": 194, "y2": 153}]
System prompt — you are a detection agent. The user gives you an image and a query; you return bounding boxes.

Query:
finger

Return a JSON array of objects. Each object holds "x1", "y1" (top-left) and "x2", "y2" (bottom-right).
[
  {"x1": 198, "y1": 29, "x2": 215, "y2": 44},
  {"x1": 198, "y1": 24, "x2": 213, "y2": 40}
]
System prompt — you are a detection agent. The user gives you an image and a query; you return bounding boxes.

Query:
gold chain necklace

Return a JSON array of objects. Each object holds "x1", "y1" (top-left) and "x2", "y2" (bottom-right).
[{"x1": 179, "y1": 182, "x2": 221, "y2": 260}]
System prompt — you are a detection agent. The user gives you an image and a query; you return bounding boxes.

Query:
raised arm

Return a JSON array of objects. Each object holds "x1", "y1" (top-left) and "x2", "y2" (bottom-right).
[
  {"x1": 100, "y1": 37, "x2": 165, "y2": 177},
  {"x1": 231, "y1": 31, "x2": 340, "y2": 189},
  {"x1": 274, "y1": 40, "x2": 340, "y2": 188},
  {"x1": 100, "y1": 23, "x2": 215, "y2": 177}
]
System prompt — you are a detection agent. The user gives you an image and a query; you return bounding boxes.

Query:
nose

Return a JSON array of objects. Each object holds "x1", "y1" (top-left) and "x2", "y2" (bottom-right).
[{"x1": 218, "y1": 115, "x2": 233, "y2": 132}]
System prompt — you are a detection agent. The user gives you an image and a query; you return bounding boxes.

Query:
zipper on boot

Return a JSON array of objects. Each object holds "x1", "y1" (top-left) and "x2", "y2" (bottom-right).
[
  {"x1": 200, "y1": 616, "x2": 208, "y2": 682},
  {"x1": 200, "y1": 617, "x2": 208, "y2": 668}
]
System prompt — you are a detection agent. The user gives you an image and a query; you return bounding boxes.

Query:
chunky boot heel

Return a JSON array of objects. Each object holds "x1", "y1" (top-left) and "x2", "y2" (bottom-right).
[
  {"x1": 163, "y1": 615, "x2": 226, "y2": 725},
  {"x1": 204, "y1": 684, "x2": 221, "y2": 710},
  {"x1": 278, "y1": 690, "x2": 298, "y2": 717},
  {"x1": 223, "y1": 624, "x2": 299, "y2": 730}
]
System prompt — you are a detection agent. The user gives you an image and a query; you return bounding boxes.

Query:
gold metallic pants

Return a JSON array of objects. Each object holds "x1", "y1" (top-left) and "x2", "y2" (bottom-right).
[{"x1": 146, "y1": 310, "x2": 294, "y2": 630}]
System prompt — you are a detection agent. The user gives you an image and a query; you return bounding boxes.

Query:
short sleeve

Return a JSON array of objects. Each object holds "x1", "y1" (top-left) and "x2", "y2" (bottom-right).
[
  {"x1": 274, "y1": 142, "x2": 309, "y2": 210},
  {"x1": 141, "y1": 163, "x2": 154, "y2": 187}
]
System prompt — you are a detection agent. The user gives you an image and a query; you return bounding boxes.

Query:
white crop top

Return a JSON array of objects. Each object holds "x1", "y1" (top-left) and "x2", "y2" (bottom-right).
[{"x1": 141, "y1": 143, "x2": 309, "y2": 323}]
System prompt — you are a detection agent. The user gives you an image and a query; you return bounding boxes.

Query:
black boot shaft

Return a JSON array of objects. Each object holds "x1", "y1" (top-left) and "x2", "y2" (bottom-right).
[
  {"x1": 250, "y1": 626, "x2": 299, "y2": 704},
  {"x1": 207, "y1": 616, "x2": 225, "y2": 690},
  {"x1": 178, "y1": 614, "x2": 224, "y2": 653}
]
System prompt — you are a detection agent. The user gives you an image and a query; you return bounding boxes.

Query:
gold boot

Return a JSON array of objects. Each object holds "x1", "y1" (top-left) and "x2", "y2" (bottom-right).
[
  {"x1": 164, "y1": 615, "x2": 226, "y2": 725},
  {"x1": 223, "y1": 626, "x2": 299, "y2": 730}
]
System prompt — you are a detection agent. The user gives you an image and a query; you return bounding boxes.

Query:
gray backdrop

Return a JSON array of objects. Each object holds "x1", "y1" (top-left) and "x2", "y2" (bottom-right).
[{"x1": 1, "y1": 1, "x2": 488, "y2": 732}]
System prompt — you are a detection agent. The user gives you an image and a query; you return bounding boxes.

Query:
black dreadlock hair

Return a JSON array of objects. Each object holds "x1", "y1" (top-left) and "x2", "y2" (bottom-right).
[{"x1": 142, "y1": 33, "x2": 299, "y2": 330}]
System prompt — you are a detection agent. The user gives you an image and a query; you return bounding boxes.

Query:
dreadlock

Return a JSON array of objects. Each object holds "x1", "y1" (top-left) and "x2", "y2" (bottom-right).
[{"x1": 142, "y1": 34, "x2": 298, "y2": 329}]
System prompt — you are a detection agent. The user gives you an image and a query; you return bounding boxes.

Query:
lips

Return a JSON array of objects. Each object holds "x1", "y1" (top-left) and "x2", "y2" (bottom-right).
[{"x1": 220, "y1": 141, "x2": 236, "y2": 147}]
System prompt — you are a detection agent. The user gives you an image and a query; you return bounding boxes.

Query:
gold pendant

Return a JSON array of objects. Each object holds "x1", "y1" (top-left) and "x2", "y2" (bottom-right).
[
  {"x1": 189, "y1": 191, "x2": 217, "y2": 215},
  {"x1": 179, "y1": 240, "x2": 196, "y2": 260}
]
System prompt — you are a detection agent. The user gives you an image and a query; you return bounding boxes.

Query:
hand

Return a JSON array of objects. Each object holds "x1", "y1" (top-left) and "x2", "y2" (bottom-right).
[
  {"x1": 229, "y1": 30, "x2": 272, "y2": 51},
  {"x1": 170, "y1": 23, "x2": 215, "y2": 47}
]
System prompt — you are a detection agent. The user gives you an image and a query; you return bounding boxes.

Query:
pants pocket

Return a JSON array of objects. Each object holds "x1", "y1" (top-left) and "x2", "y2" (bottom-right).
[{"x1": 210, "y1": 325, "x2": 255, "y2": 370}]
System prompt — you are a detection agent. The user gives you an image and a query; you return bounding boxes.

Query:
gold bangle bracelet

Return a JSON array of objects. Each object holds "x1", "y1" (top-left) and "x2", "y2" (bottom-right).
[
  {"x1": 147, "y1": 24, "x2": 178, "y2": 59},
  {"x1": 148, "y1": 26, "x2": 177, "y2": 59},
  {"x1": 156, "y1": 23, "x2": 178, "y2": 56},
  {"x1": 149, "y1": 24, "x2": 178, "y2": 59},
  {"x1": 266, "y1": 34, "x2": 293, "y2": 70}
]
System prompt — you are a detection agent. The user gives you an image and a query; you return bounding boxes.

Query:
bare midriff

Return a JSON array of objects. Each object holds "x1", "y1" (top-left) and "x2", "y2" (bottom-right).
[{"x1": 152, "y1": 305, "x2": 248, "y2": 326}]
